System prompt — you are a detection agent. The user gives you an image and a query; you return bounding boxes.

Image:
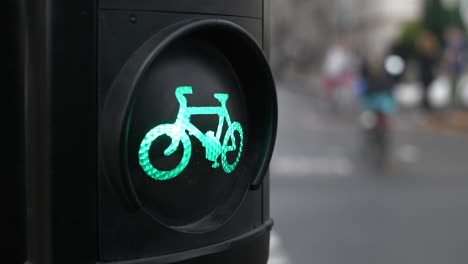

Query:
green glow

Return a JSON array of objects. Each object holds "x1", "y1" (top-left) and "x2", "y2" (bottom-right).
[{"x1": 138, "y1": 86, "x2": 244, "y2": 180}]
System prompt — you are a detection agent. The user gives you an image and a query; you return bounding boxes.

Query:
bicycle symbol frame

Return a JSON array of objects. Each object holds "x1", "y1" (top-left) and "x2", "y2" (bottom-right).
[{"x1": 138, "y1": 86, "x2": 244, "y2": 180}]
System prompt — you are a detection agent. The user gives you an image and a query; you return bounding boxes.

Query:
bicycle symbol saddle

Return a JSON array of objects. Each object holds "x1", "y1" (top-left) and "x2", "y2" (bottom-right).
[{"x1": 138, "y1": 86, "x2": 244, "y2": 180}]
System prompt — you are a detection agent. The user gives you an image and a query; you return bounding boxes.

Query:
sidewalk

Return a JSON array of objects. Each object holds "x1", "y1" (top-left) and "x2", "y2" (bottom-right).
[
  {"x1": 277, "y1": 72, "x2": 468, "y2": 136},
  {"x1": 420, "y1": 110, "x2": 468, "y2": 135}
]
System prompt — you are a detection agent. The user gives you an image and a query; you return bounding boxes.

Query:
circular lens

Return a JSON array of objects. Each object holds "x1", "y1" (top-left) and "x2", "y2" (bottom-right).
[{"x1": 126, "y1": 38, "x2": 249, "y2": 229}]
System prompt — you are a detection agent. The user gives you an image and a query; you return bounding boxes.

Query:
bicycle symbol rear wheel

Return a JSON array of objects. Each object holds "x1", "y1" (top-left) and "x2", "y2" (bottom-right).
[
  {"x1": 139, "y1": 124, "x2": 192, "y2": 180},
  {"x1": 221, "y1": 122, "x2": 244, "y2": 173}
]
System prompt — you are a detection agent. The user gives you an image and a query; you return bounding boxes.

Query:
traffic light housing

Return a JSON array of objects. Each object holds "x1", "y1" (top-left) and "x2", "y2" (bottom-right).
[{"x1": 21, "y1": 1, "x2": 276, "y2": 263}]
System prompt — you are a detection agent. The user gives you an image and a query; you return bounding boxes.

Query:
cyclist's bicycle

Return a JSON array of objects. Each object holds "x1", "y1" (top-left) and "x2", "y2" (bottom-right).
[
  {"x1": 359, "y1": 109, "x2": 390, "y2": 169},
  {"x1": 138, "y1": 86, "x2": 244, "y2": 180}
]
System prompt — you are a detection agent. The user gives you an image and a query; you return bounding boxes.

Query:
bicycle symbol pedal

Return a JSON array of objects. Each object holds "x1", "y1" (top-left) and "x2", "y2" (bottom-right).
[{"x1": 138, "y1": 86, "x2": 244, "y2": 180}]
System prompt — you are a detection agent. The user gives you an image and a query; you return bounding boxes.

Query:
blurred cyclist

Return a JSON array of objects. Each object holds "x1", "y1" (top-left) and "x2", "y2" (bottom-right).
[
  {"x1": 354, "y1": 54, "x2": 398, "y2": 169},
  {"x1": 321, "y1": 39, "x2": 356, "y2": 110}
]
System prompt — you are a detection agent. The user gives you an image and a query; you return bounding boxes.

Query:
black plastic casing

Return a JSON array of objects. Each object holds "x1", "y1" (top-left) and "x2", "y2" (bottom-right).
[
  {"x1": 22, "y1": 1, "x2": 274, "y2": 264},
  {"x1": 5, "y1": 1, "x2": 26, "y2": 263}
]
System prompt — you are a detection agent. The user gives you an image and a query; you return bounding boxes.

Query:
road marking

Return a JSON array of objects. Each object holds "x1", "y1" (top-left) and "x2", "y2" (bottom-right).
[
  {"x1": 271, "y1": 155, "x2": 353, "y2": 177},
  {"x1": 395, "y1": 144, "x2": 421, "y2": 163},
  {"x1": 269, "y1": 231, "x2": 292, "y2": 264}
]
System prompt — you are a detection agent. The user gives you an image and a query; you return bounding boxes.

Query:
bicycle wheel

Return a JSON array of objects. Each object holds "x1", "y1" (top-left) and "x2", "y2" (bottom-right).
[
  {"x1": 221, "y1": 122, "x2": 244, "y2": 173},
  {"x1": 374, "y1": 125, "x2": 389, "y2": 169},
  {"x1": 139, "y1": 124, "x2": 191, "y2": 180}
]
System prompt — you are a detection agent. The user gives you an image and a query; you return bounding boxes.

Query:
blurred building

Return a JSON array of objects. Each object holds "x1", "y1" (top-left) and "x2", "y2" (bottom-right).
[
  {"x1": 338, "y1": 0, "x2": 423, "y2": 55},
  {"x1": 270, "y1": 0, "x2": 424, "y2": 79}
]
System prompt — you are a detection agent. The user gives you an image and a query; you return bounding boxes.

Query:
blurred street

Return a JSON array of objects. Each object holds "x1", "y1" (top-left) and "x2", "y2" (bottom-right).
[{"x1": 268, "y1": 85, "x2": 468, "y2": 264}]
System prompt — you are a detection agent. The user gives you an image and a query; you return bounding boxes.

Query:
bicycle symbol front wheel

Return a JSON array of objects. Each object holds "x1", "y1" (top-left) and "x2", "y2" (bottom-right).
[
  {"x1": 221, "y1": 122, "x2": 244, "y2": 173},
  {"x1": 139, "y1": 124, "x2": 192, "y2": 180}
]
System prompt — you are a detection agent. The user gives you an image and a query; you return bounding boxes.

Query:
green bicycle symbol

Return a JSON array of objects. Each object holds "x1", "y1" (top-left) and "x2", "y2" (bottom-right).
[{"x1": 138, "y1": 86, "x2": 244, "y2": 180}]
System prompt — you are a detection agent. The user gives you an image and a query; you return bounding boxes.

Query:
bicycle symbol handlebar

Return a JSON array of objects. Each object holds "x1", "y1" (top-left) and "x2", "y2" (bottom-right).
[{"x1": 138, "y1": 86, "x2": 244, "y2": 180}]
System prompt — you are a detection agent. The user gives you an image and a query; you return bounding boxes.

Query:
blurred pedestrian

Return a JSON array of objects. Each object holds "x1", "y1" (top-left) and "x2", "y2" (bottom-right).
[
  {"x1": 320, "y1": 39, "x2": 356, "y2": 110},
  {"x1": 416, "y1": 31, "x2": 440, "y2": 111},
  {"x1": 440, "y1": 26, "x2": 466, "y2": 107}
]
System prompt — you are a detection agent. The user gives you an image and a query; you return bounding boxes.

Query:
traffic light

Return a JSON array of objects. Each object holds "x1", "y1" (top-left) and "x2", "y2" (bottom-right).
[{"x1": 21, "y1": 0, "x2": 277, "y2": 263}]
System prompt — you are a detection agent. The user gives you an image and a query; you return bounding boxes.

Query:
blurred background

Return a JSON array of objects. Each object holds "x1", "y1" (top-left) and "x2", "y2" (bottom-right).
[{"x1": 267, "y1": 0, "x2": 468, "y2": 263}]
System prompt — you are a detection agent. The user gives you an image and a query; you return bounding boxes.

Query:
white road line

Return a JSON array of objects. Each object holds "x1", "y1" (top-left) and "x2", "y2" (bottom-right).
[
  {"x1": 270, "y1": 155, "x2": 353, "y2": 177},
  {"x1": 268, "y1": 231, "x2": 292, "y2": 264}
]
